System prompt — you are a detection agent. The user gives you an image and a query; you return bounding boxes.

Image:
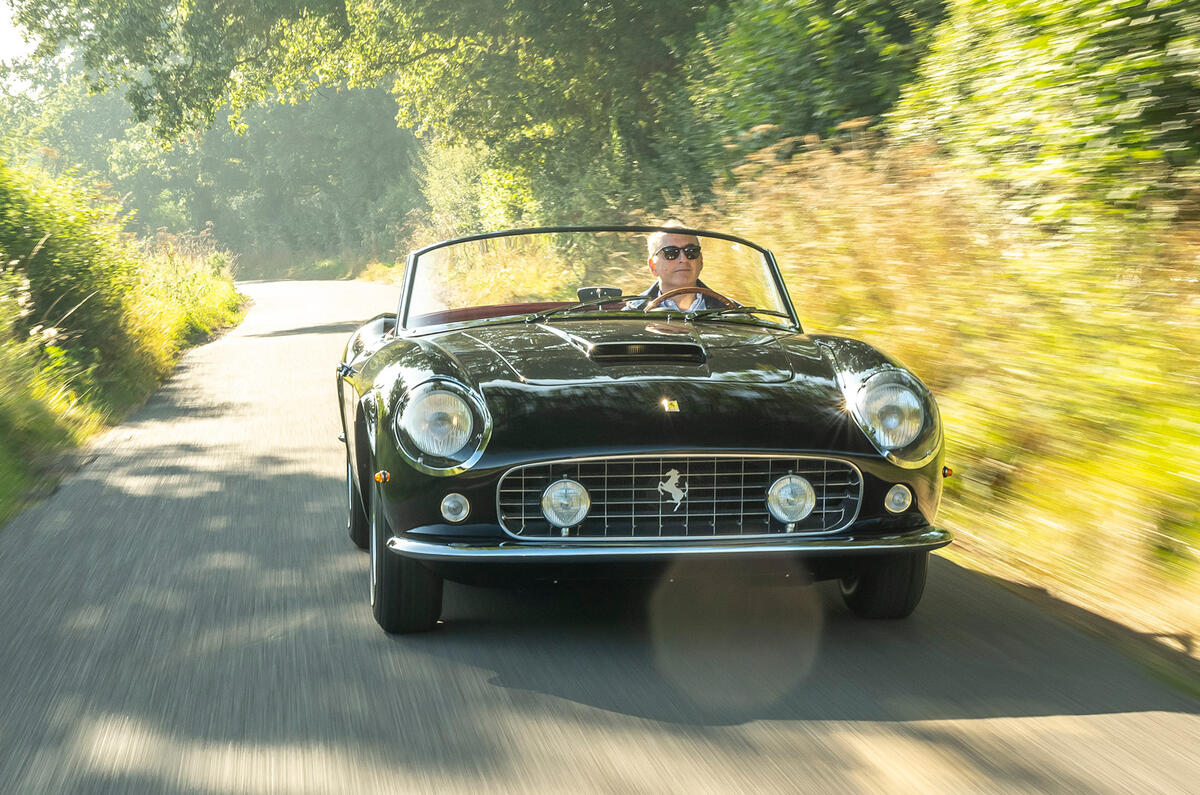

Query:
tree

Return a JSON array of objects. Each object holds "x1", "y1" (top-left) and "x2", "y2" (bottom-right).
[
  {"x1": 1, "y1": 53, "x2": 423, "y2": 264},
  {"x1": 10, "y1": 1, "x2": 718, "y2": 221},
  {"x1": 668, "y1": 0, "x2": 945, "y2": 178}
]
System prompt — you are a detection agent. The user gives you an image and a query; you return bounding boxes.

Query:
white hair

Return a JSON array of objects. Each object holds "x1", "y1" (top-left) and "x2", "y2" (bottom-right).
[{"x1": 647, "y1": 220, "x2": 696, "y2": 257}]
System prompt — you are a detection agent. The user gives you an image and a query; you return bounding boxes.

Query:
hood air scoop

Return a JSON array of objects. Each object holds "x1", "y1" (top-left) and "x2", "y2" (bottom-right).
[{"x1": 588, "y1": 341, "x2": 706, "y2": 365}]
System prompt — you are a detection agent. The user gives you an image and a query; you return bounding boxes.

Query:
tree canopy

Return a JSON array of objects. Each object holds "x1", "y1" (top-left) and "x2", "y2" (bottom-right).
[
  {"x1": 11, "y1": 1, "x2": 718, "y2": 215},
  {"x1": 9, "y1": 0, "x2": 1196, "y2": 229}
]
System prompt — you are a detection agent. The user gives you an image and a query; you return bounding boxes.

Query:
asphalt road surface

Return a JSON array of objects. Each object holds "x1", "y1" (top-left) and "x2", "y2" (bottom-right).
[{"x1": 1, "y1": 280, "x2": 1197, "y2": 793}]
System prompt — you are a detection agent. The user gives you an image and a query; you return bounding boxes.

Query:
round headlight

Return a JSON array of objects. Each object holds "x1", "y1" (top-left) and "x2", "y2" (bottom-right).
[
  {"x1": 766, "y1": 474, "x2": 816, "y2": 523},
  {"x1": 858, "y1": 381, "x2": 923, "y2": 450},
  {"x1": 541, "y1": 479, "x2": 590, "y2": 528},
  {"x1": 400, "y1": 389, "x2": 473, "y2": 457}
]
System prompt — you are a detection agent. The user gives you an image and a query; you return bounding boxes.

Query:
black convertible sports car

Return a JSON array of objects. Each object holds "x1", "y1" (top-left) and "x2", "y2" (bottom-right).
[{"x1": 337, "y1": 226, "x2": 950, "y2": 633}]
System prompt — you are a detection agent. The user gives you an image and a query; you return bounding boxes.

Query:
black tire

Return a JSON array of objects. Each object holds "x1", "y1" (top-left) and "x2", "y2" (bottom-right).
[
  {"x1": 346, "y1": 456, "x2": 369, "y2": 549},
  {"x1": 840, "y1": 551, "x2": 929, "y2": 619},
  {"x1": 370, "y1": 483, "x2": 443, "y2": 633}
]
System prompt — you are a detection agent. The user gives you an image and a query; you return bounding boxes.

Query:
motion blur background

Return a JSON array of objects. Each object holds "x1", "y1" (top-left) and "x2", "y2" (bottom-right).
[{"x1": 1, "y1": 1, "x2": 1197, "y2": 658}]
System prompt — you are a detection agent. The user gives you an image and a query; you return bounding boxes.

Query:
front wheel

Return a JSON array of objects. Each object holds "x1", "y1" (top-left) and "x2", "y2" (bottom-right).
[
  {"x1": 346, "y1": 456, "x2": 369, "y2": 549},
  {"x1": 840, "y1": 551, "x2": 929, "y2": 619},
  {"x1": 370, "y1": 482, "x2": 443, "y2": 633}
]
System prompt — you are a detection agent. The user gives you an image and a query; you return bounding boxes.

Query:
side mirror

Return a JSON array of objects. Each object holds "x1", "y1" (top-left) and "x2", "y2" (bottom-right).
[{"x1": 577, "y1": 286, "x2": 623, "y2": 302}]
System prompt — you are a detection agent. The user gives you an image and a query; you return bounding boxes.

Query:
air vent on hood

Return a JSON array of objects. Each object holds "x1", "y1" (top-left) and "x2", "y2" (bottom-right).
[{"x1": 588, "y1": 342, "x2": 706, "y2": 365}]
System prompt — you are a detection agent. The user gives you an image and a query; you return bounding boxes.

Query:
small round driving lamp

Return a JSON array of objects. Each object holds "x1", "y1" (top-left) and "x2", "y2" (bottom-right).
[
  {"x1": 884, "y1": 484, "x2": 913, "y2": 514},
  {"x1": 440, "y1": 493, "x2": 470, "y2": 523},
  {"x1": 766, "y1": 474, "x2": 816, "y2": 523},
  {"x1": 541, "y1": 479, "x2": 590, "y2": 528}
]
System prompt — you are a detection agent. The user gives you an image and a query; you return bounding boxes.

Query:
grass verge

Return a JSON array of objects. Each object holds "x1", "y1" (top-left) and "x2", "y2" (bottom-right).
[
  {"x1": 668, "y1": 134, "x2": 1200, "y2": 664},
  {"x1": 0, "y1": 160, "x2": 245, "y2": 526}
]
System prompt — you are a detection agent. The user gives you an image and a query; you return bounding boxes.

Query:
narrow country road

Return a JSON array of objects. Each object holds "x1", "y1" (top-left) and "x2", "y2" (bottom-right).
[{"x1": 0, "y1": 280, "x2": 1196, "y2": 793}]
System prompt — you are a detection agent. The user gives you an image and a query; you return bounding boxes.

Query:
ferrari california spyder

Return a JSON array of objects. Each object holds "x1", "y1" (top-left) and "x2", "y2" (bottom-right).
[{"x1": 337, "y1": 226, "x2": 949, "y2": 633}]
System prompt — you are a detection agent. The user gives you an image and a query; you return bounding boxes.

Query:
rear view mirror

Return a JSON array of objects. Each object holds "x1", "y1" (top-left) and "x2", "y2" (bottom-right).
[{"x1": 577, "y1": 286, "x2": 623, "y2": 302}]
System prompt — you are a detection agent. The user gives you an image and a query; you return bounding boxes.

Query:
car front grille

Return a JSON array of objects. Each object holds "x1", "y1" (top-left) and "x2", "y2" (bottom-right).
[{"x1": 497, "y1": 455, "x2": 862, "y2": 540}]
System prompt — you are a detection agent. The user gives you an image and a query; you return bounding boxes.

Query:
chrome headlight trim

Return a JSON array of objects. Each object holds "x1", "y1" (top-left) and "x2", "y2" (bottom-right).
[
  {"x1": 848, "y1": 368, "x2": 942, "y2": 469},
  {"x1": 392, "y1": 378, "x2": 492, "y2": 476}
]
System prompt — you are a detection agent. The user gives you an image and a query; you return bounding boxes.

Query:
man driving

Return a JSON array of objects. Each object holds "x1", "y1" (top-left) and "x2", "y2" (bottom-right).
[{"x1": 625, "y1": 225, "x2": 714, "y2": 311}]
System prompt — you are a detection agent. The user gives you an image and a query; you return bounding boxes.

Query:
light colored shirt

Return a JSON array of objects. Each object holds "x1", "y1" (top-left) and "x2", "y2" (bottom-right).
[{"x1": 651, "y1": 293, "x2": 709, "y2": 312}]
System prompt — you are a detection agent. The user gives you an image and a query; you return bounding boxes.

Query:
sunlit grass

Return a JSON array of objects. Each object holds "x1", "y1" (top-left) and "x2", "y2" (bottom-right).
[
  {"x1": 669, "y1": 135, "x2": 1200, "y2": 647},
  {"x1": 126, "y1": 230, "x2": 243, "y2": 376},
  {"x1": 357, "y1": 259, "x2": 405, "y2": 284},
  {"x1": 0, "y1": 167, "x2": 244, "y2": 525}
]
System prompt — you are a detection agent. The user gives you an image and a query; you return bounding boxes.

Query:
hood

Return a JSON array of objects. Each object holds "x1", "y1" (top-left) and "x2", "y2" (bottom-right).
[
  {"x1": 423, "y1": 318, "x2": 807, "y2": 385},
  {"x1": 413, "y1": 318, "x2": 872, "y2": 458},
  {"x1": 374, "y1": 318, "x2": 878, "y2": 461}
]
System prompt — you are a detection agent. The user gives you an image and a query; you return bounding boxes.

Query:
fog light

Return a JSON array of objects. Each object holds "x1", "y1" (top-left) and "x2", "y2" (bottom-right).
[
  {"x1": 541, "y1": 479, "x2": 590, "y2": 528},
  {"x1": 766, "y1": 474, "x2": 816, "y2": 523},
  {"x1": 440, "y1": 493, "x2": 470, "y2": 523},
  {"x1": 885, "y1": 484, "x2": 913, "y2": 513}
]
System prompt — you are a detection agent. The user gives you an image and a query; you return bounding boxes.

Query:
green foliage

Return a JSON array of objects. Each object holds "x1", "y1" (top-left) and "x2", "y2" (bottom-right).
[
  {"x1": 0, "y1": 58, "x2": 424, "y2": 270},
  {"x1": 663, "y1": 0, "x2": 946, "y2": 180},
  {"x1": 10, "y1": 0, "x2": 344, "y2": 135},
  {"x1": 416, "y1": 141, "x2": 544, "y2": 240},
  {"x1": 0, "y1": 157, "x2": 242, "y2": 523},
  {"x1": 890, "y1": 0, "x2": 1200, "y2": 221},
  {"x1": 342, "y1": 1, "x2": 716, "y2": 222},
  {"x1": 0, "y1": 267, "x2": 74, "y2": 452},
  {"x1": 0, "y1": 156, "x2": 143, "y2": 405},
  {"x1": 8, "y1": 0, "x2": 715, "y2": 225},
  {"x1": 673, "y1": 133, "x2": 1200, "y2": 619}
]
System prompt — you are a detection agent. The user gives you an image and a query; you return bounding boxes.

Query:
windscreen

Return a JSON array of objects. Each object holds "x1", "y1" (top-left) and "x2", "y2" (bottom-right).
[{"x1": 404, "y1": 229, "x2": 791, "y2": 328}]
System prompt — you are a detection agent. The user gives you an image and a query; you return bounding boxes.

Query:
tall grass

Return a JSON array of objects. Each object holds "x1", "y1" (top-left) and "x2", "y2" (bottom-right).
[
  {"x1": 670, "y1": 135, "x2": 1200, "y2": 644},
  {"x1": 0, "y1": 160, "x2": 243, "y2": 524}
]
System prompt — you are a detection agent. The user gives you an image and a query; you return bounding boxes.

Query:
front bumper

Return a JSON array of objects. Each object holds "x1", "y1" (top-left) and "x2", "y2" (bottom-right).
[{"x1": 388, "y1": 525, "x2": 951, "y2": 563}]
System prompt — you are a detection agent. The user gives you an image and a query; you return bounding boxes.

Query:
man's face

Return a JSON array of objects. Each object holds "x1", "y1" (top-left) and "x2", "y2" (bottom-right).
[{"x1": 648, "y1": 233, "x2": 703, "y2": 293}]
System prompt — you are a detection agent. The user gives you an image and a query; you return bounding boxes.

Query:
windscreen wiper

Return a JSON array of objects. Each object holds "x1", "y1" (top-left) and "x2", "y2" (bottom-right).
[
  {"x1": 525, "y1": 295, "x2": 626, "y2": 322},
  {"x1": 690, "y1": 305, "x2": 794, "y2": 324}
]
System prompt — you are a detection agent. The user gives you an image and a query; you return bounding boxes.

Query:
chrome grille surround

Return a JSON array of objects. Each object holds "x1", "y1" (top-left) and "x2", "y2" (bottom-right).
[{"x1": 496, "y1": 454, "x2": 863, "y2": 541}]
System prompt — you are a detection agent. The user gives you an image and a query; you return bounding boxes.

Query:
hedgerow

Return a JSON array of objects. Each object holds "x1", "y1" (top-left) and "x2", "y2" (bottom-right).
[{"x1": 0, "y1": 158, "x2": 242, "y2": 521}]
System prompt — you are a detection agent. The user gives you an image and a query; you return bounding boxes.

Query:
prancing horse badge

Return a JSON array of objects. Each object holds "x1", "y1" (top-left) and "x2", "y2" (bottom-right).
[
  {"x1": 657, "y1": 468, "x2": 689, "y2": 511},
  {"x1": 661, "y1": 398, "x2": 679, "y2": 412}
]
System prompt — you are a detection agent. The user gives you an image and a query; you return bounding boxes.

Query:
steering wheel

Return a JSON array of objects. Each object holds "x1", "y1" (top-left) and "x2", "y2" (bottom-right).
[{"x1": 643, "y1": 286, "x2": 736, "y2": 311}]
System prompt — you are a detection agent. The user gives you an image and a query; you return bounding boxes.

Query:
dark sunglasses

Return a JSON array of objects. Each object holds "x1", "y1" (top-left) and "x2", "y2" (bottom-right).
[{"x1": 655, "y1": 244, "x2": 702, "y2": 261}]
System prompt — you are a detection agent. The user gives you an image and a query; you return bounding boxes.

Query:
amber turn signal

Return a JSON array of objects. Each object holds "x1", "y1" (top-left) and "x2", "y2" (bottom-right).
[
  {"x1": 942, "y1": 466, "x2": 953, "y2": 478},
  {"x1": 374, "y1": 470, "x2": 391, "y2": 484}
]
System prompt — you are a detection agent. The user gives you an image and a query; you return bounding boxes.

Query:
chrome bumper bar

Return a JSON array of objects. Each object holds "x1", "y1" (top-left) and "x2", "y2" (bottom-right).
[{"x1": 388, "y1": 526, "x2": 951, "y2": 562}]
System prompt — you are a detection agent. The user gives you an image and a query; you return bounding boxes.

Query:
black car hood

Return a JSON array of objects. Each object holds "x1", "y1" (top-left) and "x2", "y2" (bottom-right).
[
  {"x1": 426, "y1": 318, "x2": 801, "y2": 385},
  {"x1": 401, "y1": 318, "x2": 874, "y2": 459}
]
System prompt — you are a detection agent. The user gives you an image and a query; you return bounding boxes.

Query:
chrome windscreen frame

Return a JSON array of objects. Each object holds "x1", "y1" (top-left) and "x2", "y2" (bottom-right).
[{"x1": 397, "y1": 224, "x2": 802, "y2": 333}]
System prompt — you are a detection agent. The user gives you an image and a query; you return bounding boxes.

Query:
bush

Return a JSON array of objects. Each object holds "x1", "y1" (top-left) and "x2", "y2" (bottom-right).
[
  {"x1": 891, "y1": 0, "x2": 1200, "y2": 222},
  {"x1": 0, "y1": 158, "x2": 242, "y2": 522}
]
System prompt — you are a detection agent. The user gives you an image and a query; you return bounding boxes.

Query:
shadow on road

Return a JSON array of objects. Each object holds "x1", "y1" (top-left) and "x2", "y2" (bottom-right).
[{"x1": 412, "y1": 556, "x2": 1200, "y2": 726}]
